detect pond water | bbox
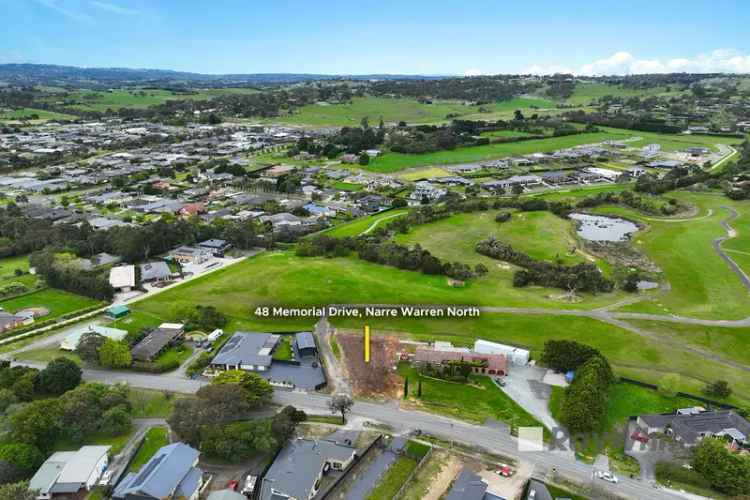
[569,213,638,242]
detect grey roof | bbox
[131,325,184,361]
[259,439,355,500]
[112,442,200,499]
[198,238,229,249]
[139,261,171,281]
[295,332,316,351]
[639,410,750,445]
[211,332,278,368]
[208,490,248,500]
[526,479,554,500]
[30,446,110,495]
[445,468,488,500]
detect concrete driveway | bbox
[498,364,572,453]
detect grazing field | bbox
[131,250,625,329]
[563,82,686,106]
[325,209,409,238]
[263,96,557,127]
[40,88,231,112]
[0,288,100,321]
[398,363,545,432]
[395,209,585,267]
[366,126,742,173]
[367,130,626,172]
[0,107,76,122]
[595,192,750,319]
[625,320,750,367]
[0,255,38,290]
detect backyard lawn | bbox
[0,288,101,322]
[129,427,169,472]
[365,455,418,500]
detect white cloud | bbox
[90,1,137,15]
[32,0,95,24]
[524,49,750,76]
[463,68,483,77]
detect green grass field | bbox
[263,96,556,127]
[365,455,418,500]
[154,344,193,370]
[0,107,76,122]
[325,209,409,238]
[563,82,686,106]
[129,427,169,472]
[0,288,100,322]
[365,126,741,173]
[594,192,750,319]
[129,389,178,418]
[399,363,545,432]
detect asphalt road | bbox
[10,360,684,500]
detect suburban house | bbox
[636,408,750,449]
[0,311,24,332]
[170,245,212,265]
[413,341,507,376]
[209,331,325,390]
[357,195,390,213]
[109,265,136,292]
[139,261,172,283]
[197,238,232,257]
[260,212,302,230]
[482,174,542,191]
[29,445,110,500]
[61,325,127,351]
[524,479,554,500]
[259,439,356,500]
[207,490,246,500]
[410,181,447,203]
[112,443,202,500]
[445,468,503,500]
[131,323,185,362]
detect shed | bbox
[106,304,130,319]
[295,332,317,357]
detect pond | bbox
[569,213,639,242]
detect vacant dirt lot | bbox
[337,330,401,398]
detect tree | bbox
[76,332,106,363]
[0,443,44,477]
[0,482,37,500]
[98,339,132,368]
[0,388,16,412]
[212,370,273,407]
[403,377,409,399]
[328,393,354,424]
[513,109,525,121]
[417,379,422,397]
[511,184,524,195]
[8,399,62,448]
[540,340,602,372]
[693,438,750,496]
[703,380,732,399]
[38,357,81,395]
[358,153,370,166]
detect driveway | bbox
[498,364,572,453]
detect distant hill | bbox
[0,63,448,87]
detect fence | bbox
[619,376,738,409]
[316,434,384,500]
[393,444,433,500]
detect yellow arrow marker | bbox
[364,325,370,363]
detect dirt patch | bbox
[478,459,533,500]
[422,453,463,500]
[337,331,401,399]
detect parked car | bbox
[99,470,113,486]
[495,464,514,477]
[631,431,650,443]
[494,377,506,387]
[595,471,619,483]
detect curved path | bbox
[360,211,407,235]
[713,206,750,291]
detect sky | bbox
[1,0,750,76]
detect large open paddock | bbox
[365,127,742,172]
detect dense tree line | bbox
[368,76,539,103]
[29,249,114,300]
[476,236,613,293]
[559,354,614,434]
[563,109,685,133]
[576,189,682,215]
